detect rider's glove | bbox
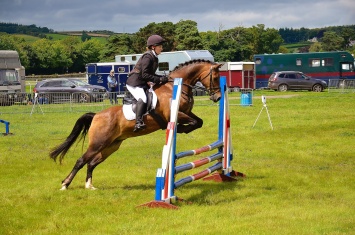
[160,76,169,84]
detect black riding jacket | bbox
[126,51,163,88]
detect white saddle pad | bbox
[122,91,158,120]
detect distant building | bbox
[308,37,318,43]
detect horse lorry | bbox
[0,50,26,106]
[86,50,214,96]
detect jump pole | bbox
[139,76,245,209]
[0,119,12,135]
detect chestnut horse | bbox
[50,59,223,190]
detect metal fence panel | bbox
[328,79,355,93]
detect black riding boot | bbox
[133,99,147,132]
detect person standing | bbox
[126,34,169,132]
[107,70,118,104]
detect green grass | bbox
[0,91,354,234]
[283,42,313,52]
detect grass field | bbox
[0,90,354,234]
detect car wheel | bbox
[312,84,323,92]
[78,93,90,103]
[278,84,288,92]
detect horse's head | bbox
[198,62,224,102]
[169,60,223,102]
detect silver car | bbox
[33,78,107,103]
[268,71,328,92]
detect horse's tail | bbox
[50,112,96,163]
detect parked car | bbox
[33,78,107,103]
[268,71,328,92]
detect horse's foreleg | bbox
[176,112,203,134]
[85,140,123,190]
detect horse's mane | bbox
[171,59,217,72]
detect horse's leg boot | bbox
[133,99,147,132]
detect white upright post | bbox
[252,95,273,130]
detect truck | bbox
[253,51,355,89]
[0,50,26,106]
[86,50,214,95]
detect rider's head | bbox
[147,34,166,55]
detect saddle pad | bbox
[122,91,158,120]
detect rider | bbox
[126,34,169,132]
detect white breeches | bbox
[126,85,147,103]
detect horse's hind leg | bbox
[60,149,98,190]
[85,139,123,190]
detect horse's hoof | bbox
[85,184,97,190]
[60,185,67,190]
[86,186,97,190]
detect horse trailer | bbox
[219,62,256,91]
[86,50,215,95]
[253,51,355,88]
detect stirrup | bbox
[133,122,146,132]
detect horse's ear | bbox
[215,63,224,69]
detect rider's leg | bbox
[126,85,147,132]
[133,98,147,132]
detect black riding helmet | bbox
[147,35,166,48]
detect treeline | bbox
[279,25,355,43]
[1,21,354,75]
[0,22,53,38]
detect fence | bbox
[328,79,355,93]
[140,76,244,209]
[0,92,121,114]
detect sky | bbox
[1,0,354,34]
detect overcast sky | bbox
[1,0,354,33]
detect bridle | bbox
[199,66,220,97]
[166,65,220,101]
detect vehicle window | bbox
[296,59,301,66]
[42,81,55,87]
[118,67,125,73]
[286,73,296,79]
[295,73,303,79]
[61,80,74,87]
[158,62,169,71]
[342,63,351,70]
[323,58,333,66]
[300,74,309,80]
[71,80,89,86]
[278,73,286,78]
[309,59,320,67]
[255,58,261,64]
[0,70,18,82]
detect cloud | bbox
[0,0,354,33]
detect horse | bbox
[50,59,223,190]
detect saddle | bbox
[122,88,166,129]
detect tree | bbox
[174,20,203,50]
[309,42,322,52]
[80,39,104,64]
[100,34,135,62]
[321,31,344,51]
[340,28,355,49]
[81,31,91,42]
[133,22,175,53]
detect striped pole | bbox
[156,78,182,202]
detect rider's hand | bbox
[160,76,169,84]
